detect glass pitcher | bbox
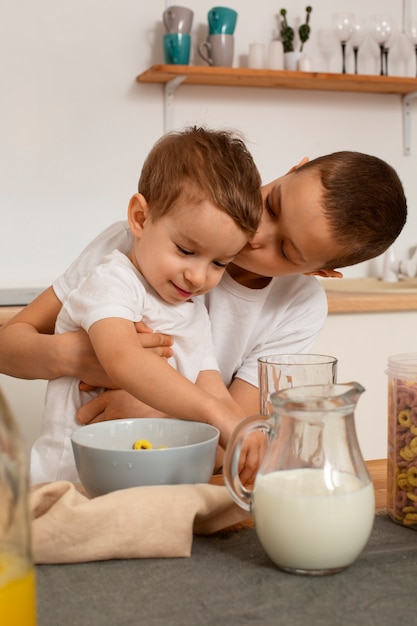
[224,382,375,576]
[0,388,37,624]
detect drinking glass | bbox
[317,28,336,71]
[333,12,355,74]
[406,18,417,77]
[369,14,394,76]
[0,388,37,624]
[258,354,338,416]
[350,18,366,74]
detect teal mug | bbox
[163,33,191,65]
[208,6,238,35]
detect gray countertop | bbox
[36,515,416,626]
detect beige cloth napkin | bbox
[30,479,252,564]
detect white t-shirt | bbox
[31,248,217,484]
[53,221,328,390]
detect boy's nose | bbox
[184,265,207,288]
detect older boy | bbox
[0,144,407,484]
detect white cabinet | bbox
[313,310,417,460]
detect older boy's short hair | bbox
[298,151,407,269]
[138,126,262,235]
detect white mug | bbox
[267,41,284,70]
[248,43,266,69]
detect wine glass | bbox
[369,14,394,76]
[317,28,336,71]
[333,13,355,74]
[406,17,417,77]
[350,18,366,74]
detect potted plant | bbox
[280,6,312,70]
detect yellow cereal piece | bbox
[397,472,409,490]
[398,409,412,428]
[407,490,417,502]
[411,437,417,454]
[132,439,153,450]
[404,513,417,525]
[407,466,417,487]
[399,446,416,462]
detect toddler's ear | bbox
[128,193,149,235]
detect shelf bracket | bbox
[402,91,417,156]
[164,76,186,133]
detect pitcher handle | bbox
[223,414,271,511]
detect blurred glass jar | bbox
[387,353,417,529]
[0,387,37,624]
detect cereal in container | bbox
[387,353,417,529]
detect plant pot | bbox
[284,51,304,71]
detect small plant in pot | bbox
[279,6,312,70]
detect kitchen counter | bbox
[34,462,408,626]
[0,305,23,326]
[2,281,417,324]
[35,510,415,626]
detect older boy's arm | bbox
[0,287,67,379]
[228,377,260,415]
[0,286,173,385]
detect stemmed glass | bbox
[333,13,355,74]
[406,18,417,77]
[369,15,394,76]
[317,28,336,72]
[350,19,366,74]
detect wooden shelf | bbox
[137,65,417,95]
[137,65,417,153]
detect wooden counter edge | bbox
[0,306,24,326]
[326,291,417,314]
[366,458,387,511]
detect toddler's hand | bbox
[237,430,267,485]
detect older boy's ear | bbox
[304,269,344,279]
[286,157,309,174]
[128,193,149,235]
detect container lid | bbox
[387,353,417,378]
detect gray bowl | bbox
[71,418,220,497]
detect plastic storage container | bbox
[0,387,37,624]
[387,353,417,529]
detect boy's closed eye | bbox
[175,243,230,269]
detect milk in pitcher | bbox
[253,468,375,573]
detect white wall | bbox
[1,0,417,288]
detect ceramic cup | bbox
[198,34,234,67]
[208,6,238,35]
[163,33,191,65]
[248,42,266,69]
[163,6,194,34]
[267,40,284,70]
